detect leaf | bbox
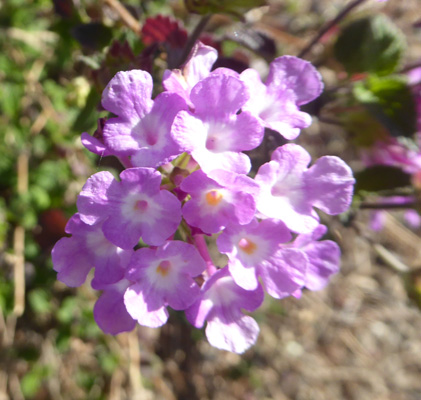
[21,366,50,398]
[334,15,406,76]
[30,185,51,209]
[52,0,76,18]
[72,88,101,132]
[71,23,113,50]
[227,27,276,61]
[184,0,267,19]
[354,165,412,193]
[141,15,188,48]
[29,289,52,314]
[353,75,417,138]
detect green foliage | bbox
[0,1,420,398]
[334,15,405,76]
[354,165,412,194]
[353,75,417,138]
[21,365,52,398]
[72,23,114,50]
[184,0,267,18]
[29,288,53,314]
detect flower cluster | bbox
[52,43,355,353]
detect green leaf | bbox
[334,15,406,76]
[354,165,412,193]
[30,185,51,210]
[21,365,50,398]
[71,23,113,50]
[57,297,78,324]
[21,371,42,398]
[342,109,388,147]
[28,289,52,314]
[72,88,101,132]
[184,0,267,18]
[353,75,417,138]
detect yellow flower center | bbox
[205,190,223,206]
[238,238,257,255]
[156,260,171,277]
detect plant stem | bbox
[104,0,142,34]
[359,201,416,210]
[193,234,217,276]
[174,14,212,68]
[298,0,369,59]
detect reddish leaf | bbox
[141,15,188,49]
[35,209,68,249]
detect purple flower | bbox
[99,70,187,168]
[77,167,182,249]
[291,224,340,292]
[255,144,355,233]
[180,169,259,234]
[185,268,264,354]
[360,137,421,175]
[217,218,307,298]
[368,196,421,231]
[163,42,218,108]
[92,278,136,335]
[171,74,264,174]
[240,56,323,139]
[52,213,132,287]
[81,118,112,157]
[124,241,206,328]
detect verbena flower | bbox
[240,56,323,139]
[255,143,355,233]
[163,42,218,108]
[124,241,206,327]
[52,213,132,286]
[185,268,264,354]
[77,167,181,249]
[290,224,341,292]
[100,70,188,167]
[171,73,264,174]
[92,277,136,335]
[180,169,259,234]
[217,218,308,297]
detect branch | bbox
[298,0,368,59]
[359,201,416,210]
[175,14,212,68]
[104,0,142,34]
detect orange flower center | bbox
[238,238,257,255]
[205,190,223,206]
[156,260,171,277]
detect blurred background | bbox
[1,0,421,399]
